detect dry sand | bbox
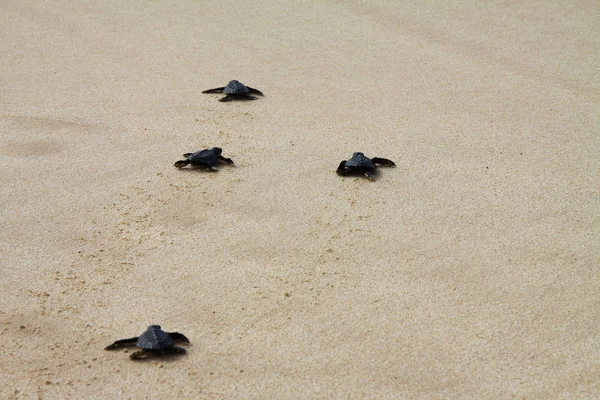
[1,1,599,398]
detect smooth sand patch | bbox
[1,1,598,398]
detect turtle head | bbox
[148,324,161,329]
[352,152,365,157]
[211,147,223,155]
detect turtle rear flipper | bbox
[130,347,186,360]
[219,95,235,102]
[174,160,190,168]
[130,349,150,360]
[364,171,375,180]
[247,87,264,96]
[202,87,225,94]
[105,337,139,350]
[168,346,187,355]
[371,157,396,167]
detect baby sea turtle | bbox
[336,152,396,180]
[105,325,190,360]
[202,80,264,102]
[174,147,235,170]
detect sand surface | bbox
[1,1,599,398]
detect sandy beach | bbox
[1,1,599,398]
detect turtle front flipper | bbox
[202,87,225,94]
[220,94,258,102]
[336,161,349,176]
[218,155,235,166]
[174,160,190,168]
[371,157,396,167]
[105,337,139,350]
[247,87,264,96]
[168,332,190,344]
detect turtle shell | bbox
[223,80,250,95]
[345,152,374,169]
[136,325,174,350]
[187,147,222,166]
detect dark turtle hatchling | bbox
[174,147,235,170]
[336,152,396,180]
[105,325,190,360]
[202,80,264,102]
